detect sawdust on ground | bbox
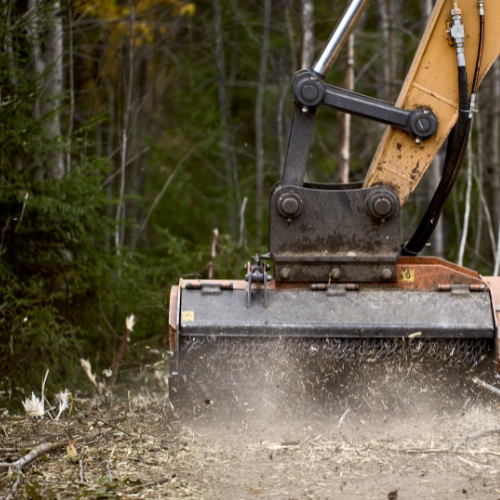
[1,351,500,500]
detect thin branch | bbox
[472,377,500,396]
[66,5,75,173]
[136,148,194,239]
[238,196,248,248]
[453,426,500,451]
[207,229,219,279]
[98,295,119,338]
[100,147,150,189]
[229,0,260,45]
[107,324,133,390]
[129,477,171,491]
[94,418,133,437]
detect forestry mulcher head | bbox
[168,0,500,373]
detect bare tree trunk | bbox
[214,0,238,236]
[106,80,115,220]
[338,28,354,184]
[66,6,75,173]
[427,153,445,258]
[473,160,497,263]
[491,60,500,274]
[300,0,314,69]
[43,0,64,179]
[27,0,63,179]
[115,1,134,252]
[419,0,434,28]
[27,0,44,119]
[480,59,500,266]
[472,110,484,269]
[276,0,297,176]
[458,136,473,266]
[4,1,16,87]
[255,0,272,244]
[285,0,297,72]
[277,0,297,174]
[277,75,287,174]
[491,60,500,243]
[377,0,395,102]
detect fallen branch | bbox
[0,429,103,471]
[472,377,500,396]
[5,474,21,500]
[79,458,85,484]
[457,455,491,470]
[129,476,171,491]
[0,442,62,472]
[396,448,450,454]
[95,418,133,437]
[453,426,500,450]
[385,445,500,457]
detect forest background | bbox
[1,0,500,401]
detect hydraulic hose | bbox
[402,66,470,255]
[402,2,484,256]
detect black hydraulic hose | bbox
[402,67,470,255]
[402,7,485,257]
[471,7,485,98]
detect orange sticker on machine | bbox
[181,310,195,322]
[401,268,415,282]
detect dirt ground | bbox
[1,344,500,500]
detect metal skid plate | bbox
[178,286,495,339]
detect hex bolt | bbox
[280,268,291,280]
[301,106,309,113]
[381,268,393,280]
[331,268,342,280]
[281,197,300,216]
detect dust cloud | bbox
[170,338,498,442]
[128,338,500,498]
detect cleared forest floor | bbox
[1,352,500,499]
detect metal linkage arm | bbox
[282,70,438,187]
[293,70,438,140]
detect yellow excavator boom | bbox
[363,0,500,205]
